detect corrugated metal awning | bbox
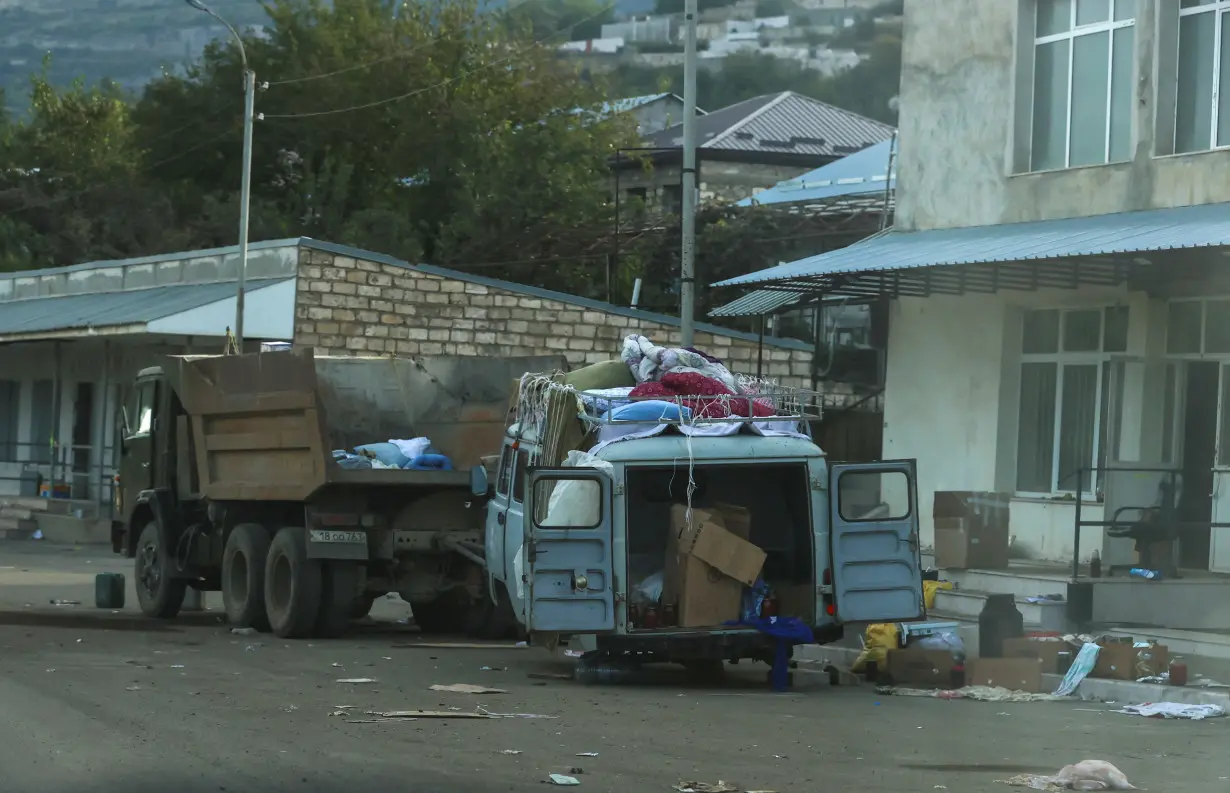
[713,202,1230,297]
[736,138,895,208]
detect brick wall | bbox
[292,246,816,387]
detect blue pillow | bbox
[604,400,691,423]
[354,442,409,468]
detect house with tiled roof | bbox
[612,90,894,213]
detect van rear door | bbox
[523,468,616,633]
[827,460,924,623]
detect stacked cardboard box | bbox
[933,491,1011,569]
[663,504,766,628]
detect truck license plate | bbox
[309,529,366,544]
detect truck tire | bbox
[134,519,188,619]
[222,523,272,632]
[315,561,362,638]
[264,527,322,638]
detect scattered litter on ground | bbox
[125,685,142,691]
[876,685,1061,703]
[332,704,356,709]
[576,752,599,757]
[516,641,529,647]
[477,705,557,719]
[569,767,584,775]
[548,774,580,786]
[230,627,257,635]
[563,649,584,658]
[997,759,1136,790]
[329,710,349,717]
[331,662,344,668]
[50,599,80,606]
[500,750,523,755]
[336,678,378,684]
[480,666,506,671]
[528,673,572,682]
[368,710,496,719]
[674,782,736,793]
[430,683,506,694]
[31,529,43,540]
[170,664,185,669]
[1117,702,1225,720]
[283,705,299,713]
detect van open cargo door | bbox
[827,460,925,623]
[523,468,616,633]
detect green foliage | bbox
[652,0,738,15]
[0,0,640,296]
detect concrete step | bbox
[1103,626,1230,662]
[0,507,34,520]
[939,568,1071,600]
[0,497,50,512]
[33,513,111,545]
[0,516,38,532]
[932,589,1069,632]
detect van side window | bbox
[513,450,530,503]
[496,446,514,496]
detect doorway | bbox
[1179,362,1217,569]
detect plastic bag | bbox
[911,630,965,661]
[389,437,431,461]
[541,451,615,527]
[851,622,900,673]
[923,579,953,609]
[633,571,663,605]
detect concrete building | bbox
[0,239,823,528]
[715,0,1230,585]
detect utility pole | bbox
[679,0,698,347]
[186,0,254,352]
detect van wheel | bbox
[264,527,322,638]
[316,561,362,638]
[134,520,187,619]
[222,523,272,632]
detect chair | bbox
[1106,474,1182,578]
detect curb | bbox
[798,644,1230,707]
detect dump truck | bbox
[110,347,564,639]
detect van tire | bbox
[316,561,362,638]
[134,519,188,619]
[222,523,272,632]
[264,527,322,638]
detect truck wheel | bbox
[264,527,322,638]
[222,523,272,632]
[134,520,187,619]
[315,561,362,638]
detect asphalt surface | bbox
[0,542,1226,793]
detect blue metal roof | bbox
[0,279,288,335]
[736,138,895,207]
[714,202,1230,290]
[709,289,806,317]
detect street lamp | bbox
[185,0,255,352]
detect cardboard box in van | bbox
[664,505,767,628]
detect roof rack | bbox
[576,379,826,427]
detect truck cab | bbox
[484,417,925,666]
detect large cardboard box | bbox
[664,506,766,628]
[1002,637,1069,674]
[1093,641,1168,681]
[669,505,765,587]
[933,491,1011,569]
[887,648,957,687]
[966,657,1044,693]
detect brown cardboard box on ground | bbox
[664,505,766,628]
[669,505,766,587]
[887,648,957,687]
[1002,637,1070,674]
[1093,641,1168,681]
[932,491,1011,569]
[966,658,1044,693]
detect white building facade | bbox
[718,0,1230,574]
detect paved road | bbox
[0,542,1225,793]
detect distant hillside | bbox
[0,0,652,113]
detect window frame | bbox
[1175,0,1230,153]
[1016,305,1127,497]
[1029,0,1136,171]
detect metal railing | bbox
[0,440,117,518]
[1071,465,1230,578]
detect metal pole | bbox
[236,68,255,350]
[679,0,698,347]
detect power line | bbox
[261,2,616,120]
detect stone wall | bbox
[292,246,815,387]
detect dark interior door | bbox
[1180,362,1217,568]
[72,382,94,475]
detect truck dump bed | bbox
[163,348,565,502]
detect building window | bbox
[1176,0,1230,153]
[1031,0,1136,170]
[0,380,18,463]
[1016,306,1129,495]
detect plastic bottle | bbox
[978,593,1024,658]
[1129,567,1162,580]
[1089,549,1102,579]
